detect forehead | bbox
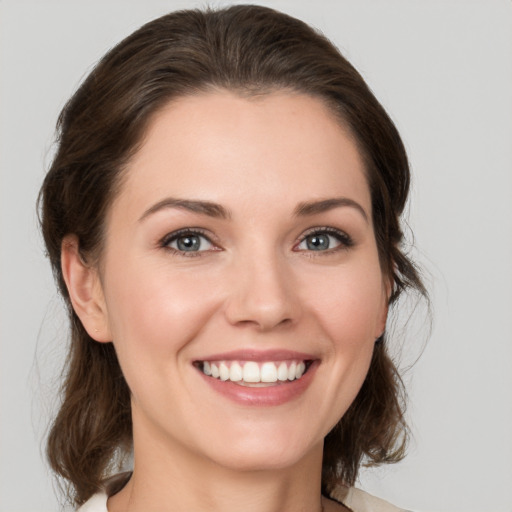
[114,90,371,220]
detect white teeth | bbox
[260,362,278,383]
[243,362,260,383]
[287,361,297,381]
[201,359,309,384]
[229,362,243,382]
[296,361,306,379]
[277,362,288,381]
[219,362,230,381]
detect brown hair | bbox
[39,4,426,506]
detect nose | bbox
[224,251,301,331]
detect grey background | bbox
[1,1,511,511]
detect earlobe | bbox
[61,235,112,342]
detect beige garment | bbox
[77,473,408,512]
[330,484,408,512]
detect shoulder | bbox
[76,472,131,512]
[329,485,410,512]
[76,491,108,512]
[77,474,409,512]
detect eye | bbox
[162,229,216,254]
[295,228,353,253]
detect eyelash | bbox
[160,228,218,258]
[159,226,354,257]
[294,227,354,255]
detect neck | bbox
[108,423,325,512]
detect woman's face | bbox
[93,91,389,471]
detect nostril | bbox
[234,316,293,331]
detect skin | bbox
[62,91,389,512]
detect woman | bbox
[39,5,425,512]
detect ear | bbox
[61,235,112,342]
[376,275,392,340]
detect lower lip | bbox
[197,362,318,406]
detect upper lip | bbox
[194,349,318,362]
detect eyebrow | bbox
[139,198,231,222]
[139,196,368,223]
[294,197,369,223]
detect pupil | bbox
[177,235,200,251]
[307,234,329,251]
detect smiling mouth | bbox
[194,360,313,386]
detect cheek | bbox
[102,263,226,424]
[102,262,220,373]
[299,258,385,408]
[304,262,385,347]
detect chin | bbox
[199,430,322,473]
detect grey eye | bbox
[169,234,213,252]
[297,232,344,252]
[310,234,335,251]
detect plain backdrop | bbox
[1,1,511,511]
